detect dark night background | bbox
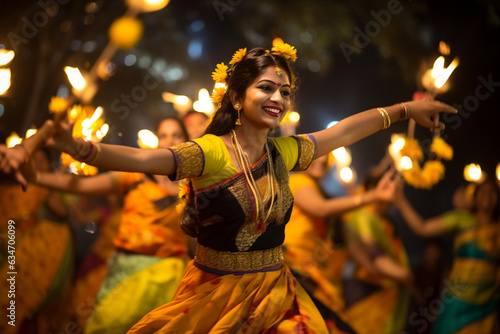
[1,0,499,265]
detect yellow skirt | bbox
[129,260,329,333]
[84,253,189,334]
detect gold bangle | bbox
[377,107,391,129]
[86,142,101,165]
[399,102,410,120]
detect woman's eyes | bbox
[258,86,291,97]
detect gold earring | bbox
[235,104,242,125]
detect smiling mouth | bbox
[263,106,282,117]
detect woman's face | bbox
[156,119,186,148]
[474,181,499,214]
[184,113,208,139]
[239,66,291,130]
[307,155,329,180]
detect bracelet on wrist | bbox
[399,102,411,121]
[377,107,391,129]
[72,139,95,162]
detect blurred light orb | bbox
[109,17,144,50]
[401,156,413,170]
[124,54,137,66]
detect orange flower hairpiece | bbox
[229,48,247,64]
[271,42,297,62]
[211,62,228,83]
[211,87,227,108]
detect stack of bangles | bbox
[72,138,101,164]
[399,102,411,121]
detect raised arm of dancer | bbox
[395,183,448,237]
[312,100,457,158]
[22,160,120,196]
[2,118,177,178]
[294,169,396,218]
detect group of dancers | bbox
[0,42,498,334]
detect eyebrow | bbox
[257,79,291,88]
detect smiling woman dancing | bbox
[0,42,457,333]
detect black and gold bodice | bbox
[168,134,316,254]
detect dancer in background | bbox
[19,117,193,333]
[1,42,457,333]
[396,178,500,334]
[283,154,397,333]
[342,169,421,334]
[0,148,74,334]
[183,110,209,139]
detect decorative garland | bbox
[391,134,453,189]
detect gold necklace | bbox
[230,130,275,224]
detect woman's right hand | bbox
[406,99,457,131]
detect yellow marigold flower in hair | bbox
[229,48,247,64]
[430,136,453,160]
[400,138,423,161]
[211,87,227,107]
[212,62,228,83]
[271,43,297,62]
[48,96,68,114]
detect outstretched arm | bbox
[22,160,120,196]
[394,183,448,237]
[311,100,457,158]
[294,169,396,218]
[46,119,177,176]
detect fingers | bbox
[14,171,28,191]
[432,100,458,114]
[378,169,395,188]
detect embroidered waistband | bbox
[194,244,284,272]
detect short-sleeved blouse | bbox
[167,134,316,253]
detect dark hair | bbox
[155,116,189,142]
[470,178,500,221]
[204,47,296,136]
[180,48,296,237]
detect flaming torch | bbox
[388,43,458,189]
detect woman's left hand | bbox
[0,144,29,189]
